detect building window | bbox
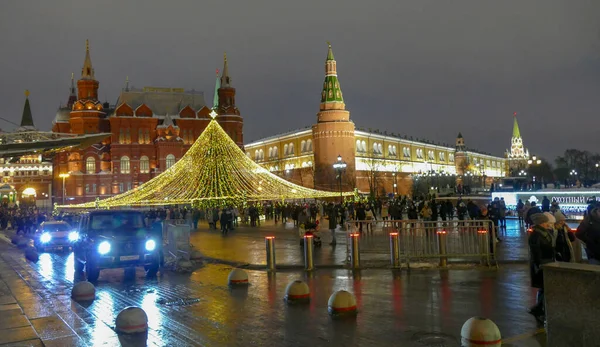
[127,182,132,191]
[288,143,294,156]
[428,151,435,160]
[307,140,312,151]
[126,128,131,144]
[140,156,150,173]
[85,184,90,193]
[388,145,397,157]
[449,153,455,162]
[439,152,445,161]
[86,157,96,174]
[92,184,97,193]
[356,140,363,153]
[403,147,411,158]
[119,129,124,144]
[416,149,424,159]
[138,129,144,144]
[145,129,150,143]
[273,146,278,157]
[166,154,176,169]
[119,183,124,192]
[301,140,306,153]
[120,156,131,174]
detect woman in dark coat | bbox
[327,204,338,245]
[527,212,555,322]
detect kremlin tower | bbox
[312,43,356,191]
[506,112,530,173]
[216,53,243,147]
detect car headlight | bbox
[98,241,111,255]
[40,233,52,243]
[145,239,156,251]
[68,231,79,242]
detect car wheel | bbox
[86,260,100,282]
[145,261,159,277]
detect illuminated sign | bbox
[492,190,599,208]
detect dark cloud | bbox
[1,0,598,161]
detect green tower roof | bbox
[21,90,34,127]
[320,42,344,104]
[512,113,521,138]
[212,68,220,109]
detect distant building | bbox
[505,112,531,174]
[52,41,242,204]
[0,91,53,208]
[245,44,507,196]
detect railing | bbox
[345,219,498,268]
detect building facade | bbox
[52,41,242,204]
[0,91,53,208]
[245,44,507,196]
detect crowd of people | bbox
[525,198,600,325]
[0,205,48,234]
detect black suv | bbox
[73,210,162,282]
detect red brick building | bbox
[52,41,242,204]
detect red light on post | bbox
[389,232,398,236]
[265,236,275,240]
[304,235,313,238]
[436,230,447,235]
[350,233,360,237]
[527,228,533,233]
[477,230,488,234]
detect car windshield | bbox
[89,212,145,233]
[43,223,70,232]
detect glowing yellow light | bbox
[59,119,351,209]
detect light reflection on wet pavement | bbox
[0,230,547,346]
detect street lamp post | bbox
[392,168,398,197]
[570,169,578,187]
[595,163,599,182]
[332,155,347,204]
[59,173,70,205]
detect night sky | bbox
[1,1,599,160]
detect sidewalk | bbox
[0,235,120,346]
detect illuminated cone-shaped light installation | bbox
[60,116,350,209]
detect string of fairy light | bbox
[60,116,351,209]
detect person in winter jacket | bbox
[576,202,600,265]
[527,212,555,322]
[554,211,576,262]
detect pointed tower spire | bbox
[67,72,77,108]
[512,112,521,138]
[221,53,231,87]
[320,42,344,110]
[212,68,221,109]
[124,76,130,92]
[20,90,35,128]
[81,39,95,80]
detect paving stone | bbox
[0,314,31,330]
[0,338,44,347]
[30,315,76,340]
[40,335,86,347]
[0,326,39,345]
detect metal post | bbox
[478,228,489,266]
[437,230,447,267]
[265,236,276,272]
[62,176,66,205]
[304,235,314,271]
[350,233,360,269]
[389,232,400,269]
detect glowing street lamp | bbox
[59,173,70,205]
[332,155,347,203]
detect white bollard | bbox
[71,281,96,301]
[284,280,310,304]
[460,317,501,347]
[24,247,39,262]
[327,290,357,317]
[115,307,148,334]
[228,268,249,286]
